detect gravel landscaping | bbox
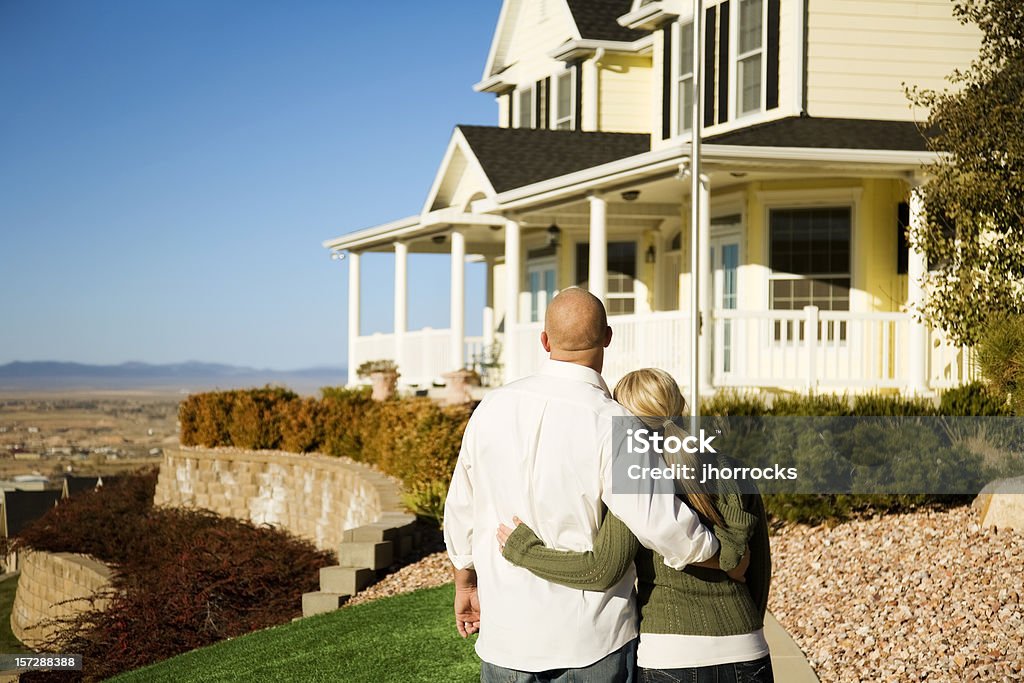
[770,505,1023,682]
[350,506,1023,682]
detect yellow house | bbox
[323,0,981,395]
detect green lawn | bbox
[108,584,480,683]
[0,573,30,654]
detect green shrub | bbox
[939,381,1011,416]
[700,390,768,417]
[772,393,850,416]
[401,480,450,527]
[975,315,1024,415]
[850,393,934,416]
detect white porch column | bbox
[347,251,361,387]
[504,219,521,382]
[483,256,495,348]
[698,174,713,393]
[588,194,608,304]
[907,186,930,394]
[450,230,466,371]
[393,241,408,376]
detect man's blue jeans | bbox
[480,638,639,683]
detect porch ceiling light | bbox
[431,234,447,244]
[621,190,641,202]
[547,224,561,247]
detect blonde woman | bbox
[496,368,773,683]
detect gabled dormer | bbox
[475,0,653,134]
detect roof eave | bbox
[549,36,653,62]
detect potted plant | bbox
[357,360,400,401]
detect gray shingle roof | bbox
[565,0,646,42]
[457,125,651,193]
[705,116,932,151]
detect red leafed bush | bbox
[12,470,334,682]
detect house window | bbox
[769,207,851,340]
[675,21,695,134]
[736,0,764,116]
[517,85,535,129]
[553,70,574,130]
[576,242,638,316]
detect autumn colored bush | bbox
[12,471,334,682]
[179,386,471,490]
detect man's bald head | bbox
[544,287,609,352]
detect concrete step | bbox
[320,565,374,595]
[302,591,349,617]
[337,540,393,570]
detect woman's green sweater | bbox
[502,456,771,637]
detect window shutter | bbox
[543,77,551,129]
[767,0,781,110]
[897,202,910,275]
[535,80,544,129]
[703,6,716,128]
[718,1,731,124]
[508,92,515,128]
[574,63,584,130]
[662,24,672,140]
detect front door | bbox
[527,258,557,322]
[711,234,740,374]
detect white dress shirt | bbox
[444,359,720,672]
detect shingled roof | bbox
[705,116,932,152]
[457,125,651,193]
[565,0,646,42]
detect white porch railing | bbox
[509,311,694,391]
[355,309,975,394]
[713,308,975,391]
[352,329,485,388]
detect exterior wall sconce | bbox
[645,245,656,263]
[547,224,561,247]
[621,190,641,202]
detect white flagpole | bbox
[689,0,703,434]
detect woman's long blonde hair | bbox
[613,368,725,527]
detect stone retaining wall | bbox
[11,551,112,649]
[153,447,406,552]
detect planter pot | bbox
[443,369,481,406]
[369,371,399,401]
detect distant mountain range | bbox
[0,361,347,395]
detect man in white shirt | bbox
[444,287,721,682]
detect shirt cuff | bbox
[448,553,475,571]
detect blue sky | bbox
[0,0,498,370]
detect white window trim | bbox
[516,84,536,129]
[761,194,861,316]
[551,68,576,130]
[670,19,696,138]
[730,0,770,121]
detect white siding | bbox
[805,0,981,120]
[599,54,654,134]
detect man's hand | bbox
[726,547,751,583]
[453,567,480,638]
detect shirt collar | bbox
[538,359,612,397]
